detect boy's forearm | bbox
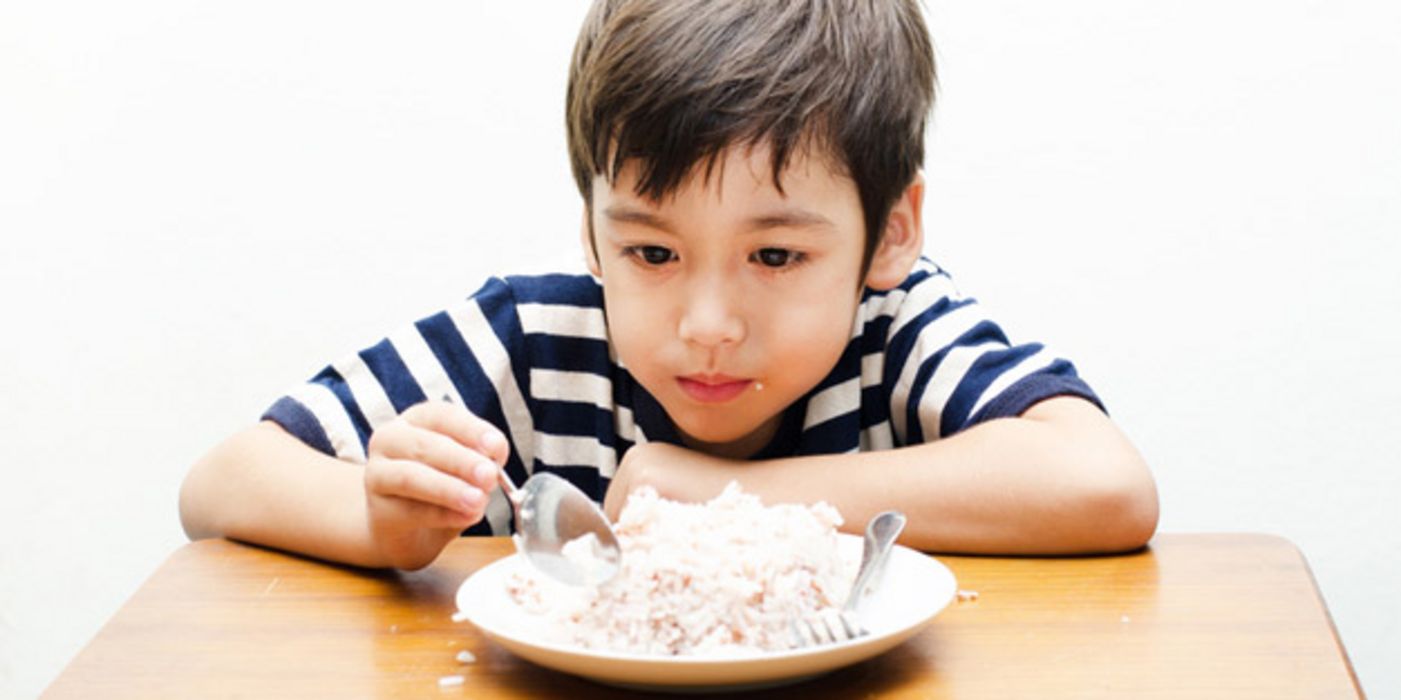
[179,422,388,568]
[620,397,1158,555]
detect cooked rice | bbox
[507,482,855,656]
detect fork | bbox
[792,510,907,647]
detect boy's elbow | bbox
[179,456,219,541]
[1080,454,1159,553]
[179,432,248,541]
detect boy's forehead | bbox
[599,140,853,206]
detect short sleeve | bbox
[877,261,1104,445]
[260,276,532,464]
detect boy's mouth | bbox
[676,374,753,403]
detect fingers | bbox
[368,457,488,516]
[369,402,508,494]
[364,399,511,539]
[401,400,510,467]
[371,489,481,531]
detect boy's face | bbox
[585,143,870,459]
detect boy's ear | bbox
[580,206,602,277]
[864,173,925,291]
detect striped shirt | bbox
[262,258,1101,535]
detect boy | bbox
[180,0,1157,570]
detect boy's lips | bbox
[677,374,753,403]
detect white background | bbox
[1,1,1396,697]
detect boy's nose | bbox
[677,280,746,348]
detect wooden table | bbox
[44,534,1362,698]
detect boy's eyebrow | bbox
[745,208,836,233]
[602,206,676,234]
[602,205,836,234]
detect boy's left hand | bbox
[603,442,740,520]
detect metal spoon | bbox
[497,469,622,586]
[792,510,907,645]
[844,510,907,614]
[439,394,620,586]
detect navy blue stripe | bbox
[810,338,863,393]
[881,295,975,395]
[530,464,610,505]
[310,366,371,452]
[359,339,426,413]
[902,352,941,445]
[798,410,862,455]
[859,384,890,430]
[534,400,618,445]
[414,311,531,490]
[940,343,1042,437]
[861,315,894,355]
[261,396,335,456]
[475,278,533,415]
[504,273,603,306]
[752,402,807,459]
[526,335,612,373]
[968,364,1105,427]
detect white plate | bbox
[454,534,956,692]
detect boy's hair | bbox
[566,0,936,271]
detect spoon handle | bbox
[497,467,523,505]
[844,510,907,613]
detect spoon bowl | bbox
[441,394,622,586]
[501,471,621,586]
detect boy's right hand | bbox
[363,400,509,570]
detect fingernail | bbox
[481,431,505,453]
[460,488,483,510]
[474,462,497,484]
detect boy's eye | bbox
[752,248,801,268]
[625,245,676,265]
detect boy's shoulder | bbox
[482,271,603,309]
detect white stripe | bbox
[333,355,398,432]
[860,420,895,451]
[445,301,537,476]
[887,273,962,338]
[916,342,1003,441]
[967,348,1057,419]
[288,383,367,463]
[530,368,612,409]
[536,433,618,477]
[388,325,459,405]
[888,302,986,442]
[861,351,884,388]
[615,405,643,445]
[858,261,956,324]
[517,303,608,340]
[804,376,861,430]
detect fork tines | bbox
[792,609,866,647]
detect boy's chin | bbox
[673,417,781,459]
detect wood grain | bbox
[42,534,1362,699]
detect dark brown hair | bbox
[566,0,936,269]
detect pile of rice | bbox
[507,482,856,656]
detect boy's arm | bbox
[180,422,386,566]
[603,396,1158,555]
[180,401,508,569]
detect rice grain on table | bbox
[507,482,856,656]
